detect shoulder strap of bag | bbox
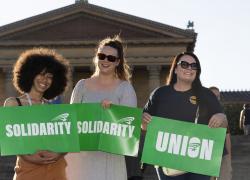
[194,106,199,124]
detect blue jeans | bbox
[156,167,210,180]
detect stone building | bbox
[0,1,196,107]
[221,90,250,105]
[0,1,196,179]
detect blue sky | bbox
[1,0,250,91]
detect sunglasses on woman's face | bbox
[177,60,199,70]
[97,53,118,62]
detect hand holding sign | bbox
[142,112,152,130]
[141,116,226,177]
[22,150,59,165]
[101,99,113,108]
[208,113,227,128]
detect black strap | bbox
[15,97,22,106]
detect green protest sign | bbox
[0,103,142,157]
[75,103,101,151]
[141,116,226,176]
[0,104,80,156]
[76,103,142,156]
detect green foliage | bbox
[223,103,244,135]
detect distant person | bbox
[239,103,250,135]
[209,86,232,180]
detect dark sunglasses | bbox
[97,53,118,62]
[177,60,199,70]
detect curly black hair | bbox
[13,48,70,99]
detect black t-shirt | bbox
[144,85,226,156]
[144,85,223,125]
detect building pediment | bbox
[0,13,170,41]
[0,2,196,44]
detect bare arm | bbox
[141,112,152,131]
[239,110,245,129]
[225,133,232,157]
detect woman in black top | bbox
[142,52,227,180]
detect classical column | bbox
[147,65,161,92]
[3,67,16,97]
[62,66,75,103]
[89,65,95,74]
[129,65,134,84]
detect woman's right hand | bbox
[21,150,60,165]
[101,99,112,109]
[142,112,152,131]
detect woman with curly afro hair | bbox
[4,47,70,180]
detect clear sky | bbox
[0,0,250,91]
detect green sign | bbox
[0,104,79,155]
[76,103,142,156]
[0,103,142,157]
[141,116,226,177]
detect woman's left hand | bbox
[101,99,112,108]
[38,151,63,162]
[208,113,228,128]
[39,150,66,164]
[21,150,65,165]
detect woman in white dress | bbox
[65,35,137,180]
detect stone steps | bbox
[231,136,250,180]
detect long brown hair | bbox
[92,35,131,81]
[167,52,202,105]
